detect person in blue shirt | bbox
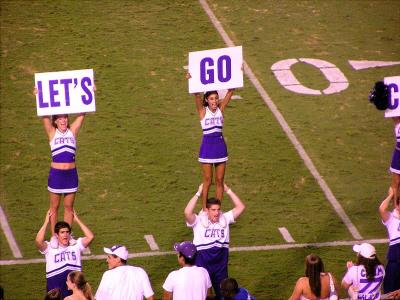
[220,277,255,300]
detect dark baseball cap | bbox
[174,241,197,259]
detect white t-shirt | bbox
[382,211,400,246]
[163,265,212,300]
[187,210,235,251]
[95,265,154,300]
[342,264,385,300]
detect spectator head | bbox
[220,277,239,300]
[174,241,197,265]
[305,254,324,297]
[104,245,128,269]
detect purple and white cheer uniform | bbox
[199,107,228,164]
[187,210,235,298]
[40,237,86,298]
[390,122,400,174]
[47,128,78,194]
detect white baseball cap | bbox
[104,245,128,260]
[353,243,376,259]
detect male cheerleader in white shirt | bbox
[163,241,212,300]
[35,210,94,298]
[184,183,245,299]
[95,244,154,300]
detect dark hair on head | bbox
[305,254,324,297]
[44,288,62,300]
[206,197,221,209]
[369,81,389,110]
[203,90,218,107]
[68,271,94,300]
[179,252,197,265]
[51,114,69,128]
[356,254,382,282]
[54,221,71,234]
[220,277,239,300]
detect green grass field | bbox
[1,0,399,299]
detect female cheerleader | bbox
[43,113,85,247]
[192,87,234,222]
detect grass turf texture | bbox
[1,0,399,299]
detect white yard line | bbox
[199,0,362,240]
[144,234,160,251]
[278,227,296,243]
[0,205,22,258]
[0,238,388,266]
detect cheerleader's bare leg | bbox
[49,192,61,236]
[63,192,76,226]
[215,162,226,202]
[201,163,213,211]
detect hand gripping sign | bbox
[384,76,400,118]
[35,69,96,116]
[188,46,243,93]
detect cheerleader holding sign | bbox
[34,69,96,248]
[190,85,235,217]
[187,46,243,227]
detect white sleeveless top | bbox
[200,107,224,137]
[49,129,76,163]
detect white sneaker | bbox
[199,210,209,228]
[69,233,77,246]
[219,213,227,228]
[50,235,59,249]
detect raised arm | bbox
[184,184,203,225]
[34,87,55,140]
[35,210,52,252]
[70,113,86,136]
[42,116,55,140]
[73,211,94,248]
[187,73,205,119]
[194,93,206,118]
[379,187,394,222]
[224,184,245,220]
[219,89,234,113]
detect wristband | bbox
[226,188,232,195]
[195,192,201,197]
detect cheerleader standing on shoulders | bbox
[188,74,235,226]
[42,113,85,248]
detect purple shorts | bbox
[47,167,78,194]
[198,135,228,164]
[390,148,400,174]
